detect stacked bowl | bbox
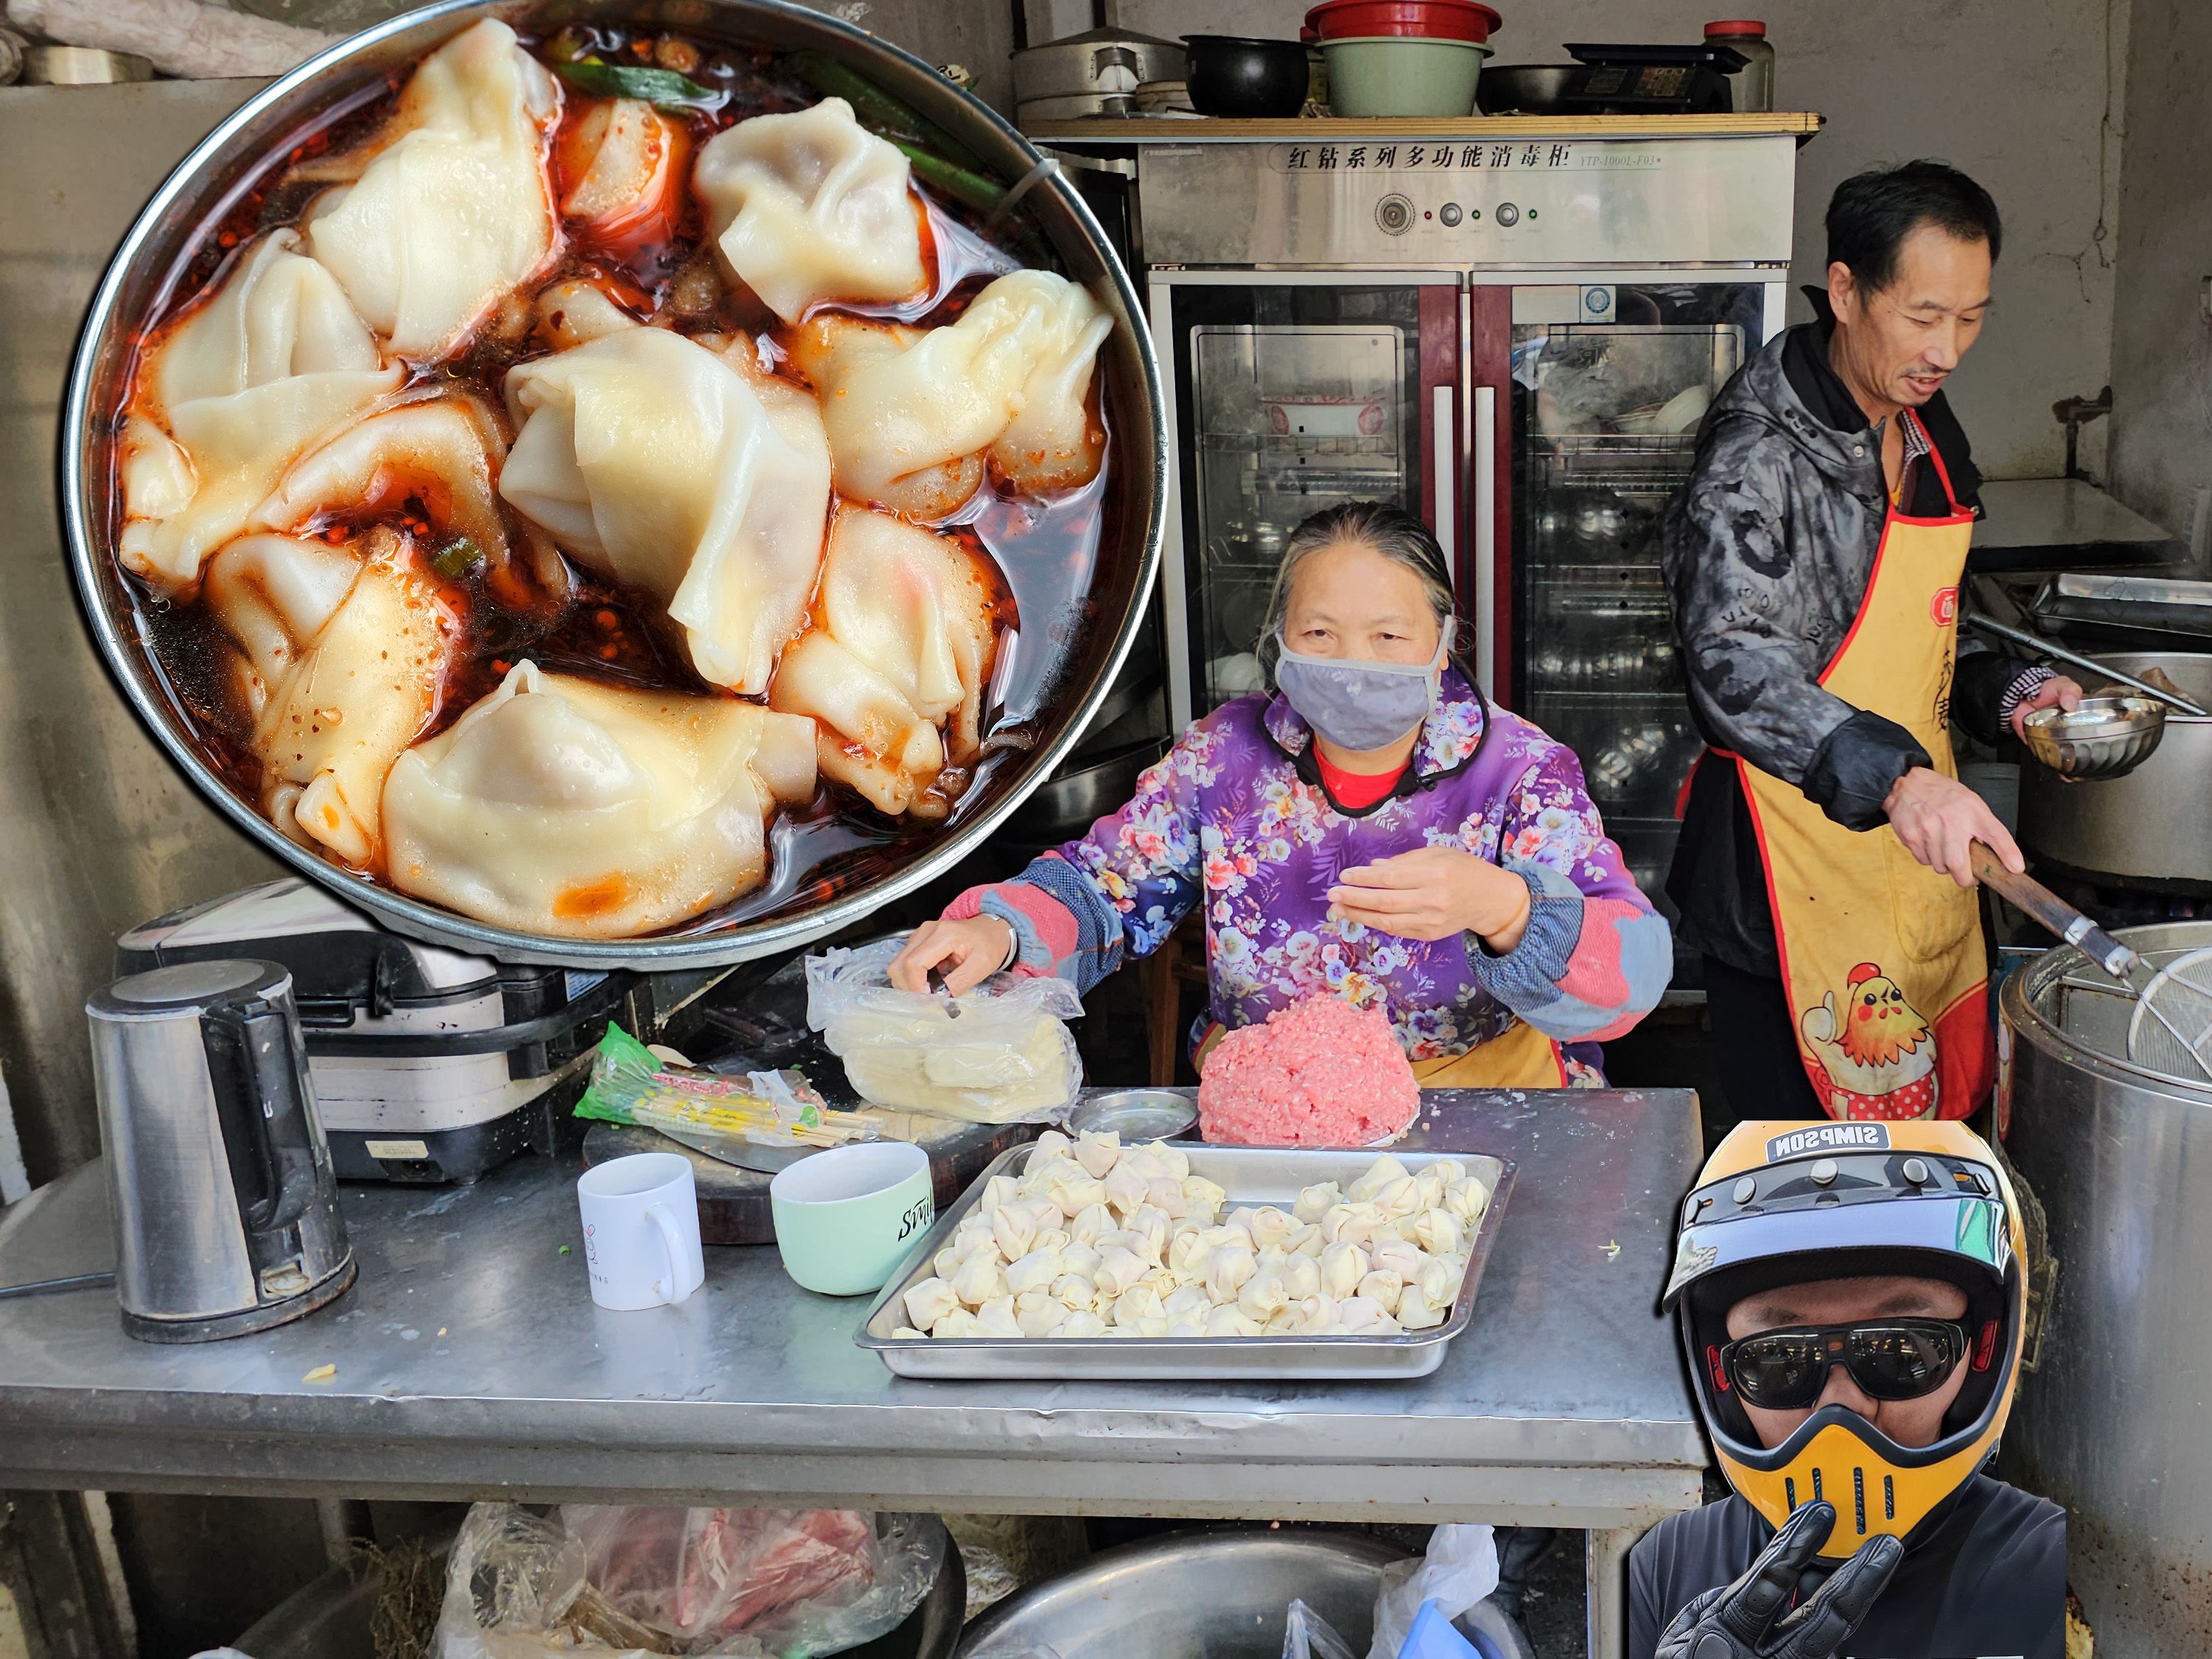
[1306,0,1500,116]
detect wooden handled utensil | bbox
[1971,842,2212,1081]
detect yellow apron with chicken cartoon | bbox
[1732,413,1991,1120]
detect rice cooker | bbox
[116,880,635,1183]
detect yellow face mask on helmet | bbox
[1663,1119,2026,1560]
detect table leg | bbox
[1585,1524,1644,1659]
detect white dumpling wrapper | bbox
[205,530,455,867]
[769,508,997,816]
[250,393,519,577]
[695,97,925,323]
[791,269,1109,516]
[380,660,816,937]
[902,1276,960,1333]
[500,329,831,695]
[123,231,402,589]
[304,19,560,359]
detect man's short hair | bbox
[1825,161,2003,292]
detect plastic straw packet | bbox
[575,1024,878,1149]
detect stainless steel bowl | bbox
[2021,695,2167,781]
[63,0,1164,971]
[1066,1088,1197,1140]
[957,1528,1402,1658]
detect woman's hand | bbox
[1883,766,2021,887]
[1327,847,1533,952]
[889,916,1016,995]
[2008,674,2084,743]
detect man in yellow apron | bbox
[1662,162,2079,1128]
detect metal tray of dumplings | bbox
[857,1142,1515,1381]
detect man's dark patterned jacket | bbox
[1658,309,2038,978]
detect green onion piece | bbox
[896,142,1007,211]
[432,537,483,579]
[556,58,727,113]
[787,49,983,169]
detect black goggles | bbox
[1711,1318,1981,1411]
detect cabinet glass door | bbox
[1508,284,1764,910]
[1163,281,1457,721]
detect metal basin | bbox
[956,1528,1404,1659]
[2001,927,2212,1655]
[2018,652,2212,888]
[2019,693,2166,780]
[62,0,1163,971]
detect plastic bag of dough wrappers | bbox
[805,936,1083,1123]
[431,1501,945,1658]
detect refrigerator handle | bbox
[1473,384,1498,697]
[1431,383,1456,575]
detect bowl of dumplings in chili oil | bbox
[64,0,1164,969]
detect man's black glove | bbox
[1655,1502,1903,1659]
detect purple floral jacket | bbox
[950,670,1673,1080]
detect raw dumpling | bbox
[768,508,997,817]
[204,526,455,866]
[695,97,925,323]
[785,269,1110,516]
[500,329,832,695]
[380,661,817,937]
[122,230,403,589]
[303,19,560,359]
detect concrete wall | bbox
[2104,0,2212,547]
[1046,0,2129,481]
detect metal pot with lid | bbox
[1999,927,2212,1650]
[2017,650,2212,889]
[1012,26,1186,107]
[62,0,1165,972]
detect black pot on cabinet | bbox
[1183,35,1310,117]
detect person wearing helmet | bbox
[1631,1120,2062,1659]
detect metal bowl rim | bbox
[954,1525,1405,1657]
[60,0,1165,970]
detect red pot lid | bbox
[1704,19,1766,35]
[1306,0,1501,45]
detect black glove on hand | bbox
[1655,1502,1904,1659]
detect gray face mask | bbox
[1275,623,1452,754]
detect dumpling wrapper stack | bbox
[380,661,817,938]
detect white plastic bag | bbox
[806,936,1084,1123]
[1283,1599,1362,1659]
[430,1502,942,1658]
[1366,1526,1499,1659]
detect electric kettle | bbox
[86,958,355,1341]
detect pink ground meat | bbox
[1197,995,1420,1147]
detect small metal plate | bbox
[858,1142,1514,1381]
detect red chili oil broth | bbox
[102,24,1110,936]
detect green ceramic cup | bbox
[769,1142,935,1297]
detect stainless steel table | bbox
[0,1087,1708,1657]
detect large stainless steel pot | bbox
[62,0,1164,971]
[2000,926,2212,1656]
[2018,650,2212,889]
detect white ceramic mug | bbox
[576,1152,705,1311]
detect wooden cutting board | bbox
[582,1114,1037,1246]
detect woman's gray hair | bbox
[1256,500,1466,686]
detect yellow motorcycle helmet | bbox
[1663,1119,2026,1560]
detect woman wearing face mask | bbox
[889,502,1673,1086]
